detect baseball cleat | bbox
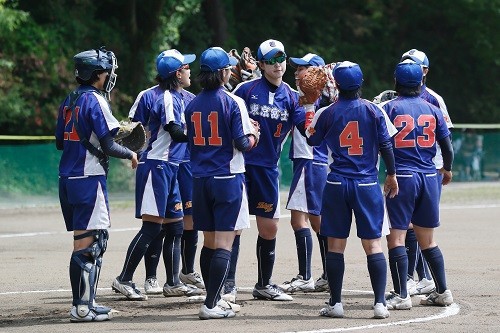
[314,276,329,292]
[144,277,163,294]
[180,271,205,289]
[221,280,237,303]
[163,282,204,297]
[420,289,453,306]
[415,278,436,295]
[373,303,390,319]
[198,304,236,320]
[319,302,344,318]
[217,298,241,313]
[70,305,112,322]
[252,283,293,301]
[407,278,418,296]
[385,291,412,310]
[279,275,315,293]
[112,278,148,300]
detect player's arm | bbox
[379,139,398,198]
[234,135,256,152]
[164,121,188,142]
[100,133,134,160]
[437,135,454,185]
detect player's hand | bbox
[440,168,452,185]
[384,174,399,198]
[130,152,139,169]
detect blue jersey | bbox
[420,84,453,170]
[185,87,253,177]
[307,97,391,179]
[128,85,163,127]
[170,89,195,163]
[141,90,179,162]
[233,77,306,167]
[55,85,120,177]
[382,96,451,173]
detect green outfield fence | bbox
[0,126,499,201]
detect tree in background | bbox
[0,0,498,136]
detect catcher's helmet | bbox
[74,46,118,96]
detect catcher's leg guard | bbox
[70,230,111,320]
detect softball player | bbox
[306,61,398,319]
[279,53,330,293]
[232,39,307,301]
[56,47,138,322]
[400,49,454,296]
[128,55,204,294]
[185,47,258,319]
[383,60,454,309]
[113,49,202,300]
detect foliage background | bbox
[0,0,499,136]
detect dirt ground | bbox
[0,182,499,333]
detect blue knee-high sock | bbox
[200,246,215,290]
[181,229,198,274]
[162,221,184,286]
[367,252,387,305]
[325,252,344,305]
[317,233,328,279]
[119,221,162,282]
[389,246,409,297]
[295,228,313,280]
[405,229,418,280]
[204,249,231,309]
[421,246,447,293]
[144,229,165,279]
[421,251,433,280]
[416,248,433,281]
[226,235,240,282]
[256,236,276,287]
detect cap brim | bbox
[289,57,310,67]
[183,54,196,64]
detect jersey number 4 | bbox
[191,112,222,146]
[394,114,436,148]
[340,121,363,155]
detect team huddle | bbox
[55,39,454,322]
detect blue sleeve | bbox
[100,133,133,159]
[379,140,396,175]
[234,135,253,151]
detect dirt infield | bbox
[1,182,499,332]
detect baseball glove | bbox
[114,120,147,153]
[373,90,397,104]
[322,62,339,104]
[297,66,328,106]
[225,47,261,91]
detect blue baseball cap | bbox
[394,59,423,87]
[156,49,196,79]
[200,47,238,72]
[289,53,325,67]
[333,61,363,90]
[257,39,286,61]
[401,49,429,68]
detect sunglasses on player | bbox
[263,54,287,65]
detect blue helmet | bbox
[74,47,118,97]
